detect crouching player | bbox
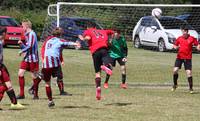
[0,28,25,110]
[40,28,80,107]
[104,30,128,89]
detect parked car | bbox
[176,14,200,34]
[0,16,25,46]
[132,16,198,52]
[50,17,103,49]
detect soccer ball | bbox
[152,8,162,18]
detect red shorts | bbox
[20,61,39,72]
[0,64,10,84]
[42,67,60,82]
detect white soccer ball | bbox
[152,8,162,18]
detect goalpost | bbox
[42,2,200,42]
[41,2,200,85]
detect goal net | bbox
[41,2,200,42]
[41,2,200,87]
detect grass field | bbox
[1,42,200,121]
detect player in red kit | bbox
[78,24,114,100]
[0,28,25,110]
[171,25,200,93]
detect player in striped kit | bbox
[28,47,71,96]
[17,19,40,99]
[40,27,80,107]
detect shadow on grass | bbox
[61,105,102,110]
[36,97,62,100]
[54,93,86,96]
[104,102,132,107]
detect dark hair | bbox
[52,27,63,37]
[180,25,189,31]
[0,27,7,36]
[113,29,121,34]
[86,22,96,28]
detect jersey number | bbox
[47,43,52,49]
[93,30,104,39]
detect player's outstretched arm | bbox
[196,44,200,51]
[78,35,91,41]
[173,44,179,49]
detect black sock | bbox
[6,89,17,104]
[95,77,101,88]
[173,73,178,86]
[122,74,126,84]
[188,76,193,90]
[106,64,113,70]
[105,74,110,83]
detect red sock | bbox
[19,76,25,96]
[0,85,7,102]
[46,86,52,101]
[33,78,41,97]
[57,81,64,93]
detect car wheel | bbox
[134,36,141,48]
[158,39,166,52]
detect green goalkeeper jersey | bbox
[109,35,128,59]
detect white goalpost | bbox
[42,2,200,42]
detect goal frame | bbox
[47,2,200,28]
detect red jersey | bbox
[83,28,114,54]
[174,35,198,59]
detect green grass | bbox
[1,42,200,121]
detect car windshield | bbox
[0,18,20,27]
[159,17,193,30]
[74,19,102,30]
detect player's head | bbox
[52,27,63,37]
[113,29,121,39]
[180,25,189,38]
[0,27,7,40]
[22,19,32,31]
[180,25,189,34]
[86,23,96,29]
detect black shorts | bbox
[174,58,192,70]
[92,48,112,73]
[52,66,63,79]
[111,58,126,67]
[42,66,63,82]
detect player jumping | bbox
[78,24,114,100]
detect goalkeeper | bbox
[104,30,128,89]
